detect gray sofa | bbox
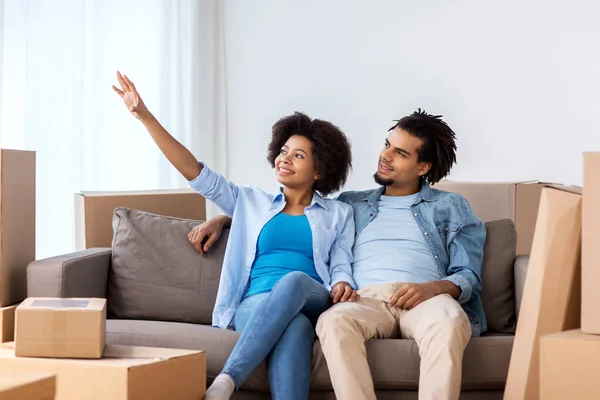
[27,208,528,399]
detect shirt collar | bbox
[273,188,328,210]
[365,180,437,205]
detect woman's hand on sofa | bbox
[188,215,231,255]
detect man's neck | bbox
[383,181,421,197]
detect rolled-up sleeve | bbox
[188,162,239,217]
[328,206,357,289]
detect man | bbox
[193,109,486,400]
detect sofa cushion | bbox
[481,219,517,334]
[106,319,513,391]
[107,208,229,325]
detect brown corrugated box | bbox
[74,189,206,250]
[0,342,206,400]
[433,180,553,255]
[582,152,600,334]
[0,149,36,306]
[0,372,55,400]
[503,186,582,400]
[0,303,18,343]
[15,298,106,359]
[540,329,600,399]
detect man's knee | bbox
[316,304,358,337]
[424,312,471,344]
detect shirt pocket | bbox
[435,219,461,233]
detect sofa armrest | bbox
[27,248,112,298]
[514,255,530,321]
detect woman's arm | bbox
[113,71,240,215]
[112,71,201,181]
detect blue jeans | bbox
[222,271,331,400]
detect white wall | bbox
[223,0,600,195]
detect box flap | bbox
[103,344,204,360]
[19,298,105,312]
[545,185,582,194]
[77,189,196,197]
[1,342,201,367]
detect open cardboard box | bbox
[0,342,206,400]
[74,189,206,250]
[0,372,55,400]
[433,180,559,255]
[503,185,582,400]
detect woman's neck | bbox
[282,187,314,208]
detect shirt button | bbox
[369,213,373,216]
[414,213,418,217]
[316,250,319,253]
[434,255,438,259]
[424,232,428,235]
[445,227,449,231]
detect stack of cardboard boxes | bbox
[536,152,600,399]
[0,148,208,399]
[501,153,600,399]
[0,297,206,399]
[503,183,582,399]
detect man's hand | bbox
[188,216,229,255]
[330,282,360,304]
[389,282,439,309]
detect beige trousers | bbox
[316,282,471,400]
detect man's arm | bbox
[441,200,486,305]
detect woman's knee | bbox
[275,271,314,291]
[287,313,314,337]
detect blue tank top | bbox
[244,212,322,298]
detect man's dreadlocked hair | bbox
[388,109,457,185]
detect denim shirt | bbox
[188,163,356,329]
[337,181,487,337]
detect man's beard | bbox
[373,172,394,187]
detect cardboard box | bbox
[0,372,55,400]
[15,298,106,359]
[75,189,206,250]
[0,342,206,400]
[582,152,600,334]
[540,329,600,399]
[0,149,36,306]
[433,180,552,255]
[503,186,582,400]
[0,303,18,343]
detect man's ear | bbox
[417,162,432,177]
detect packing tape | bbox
[51,311,67,341]
[51,311,69,356]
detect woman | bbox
[112,71,358,400]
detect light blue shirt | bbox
[188,163,356,329]
[352,194,442,288]
[337,182,487,337]
[244,213,322,298]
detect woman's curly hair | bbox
[267,112,352,196]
